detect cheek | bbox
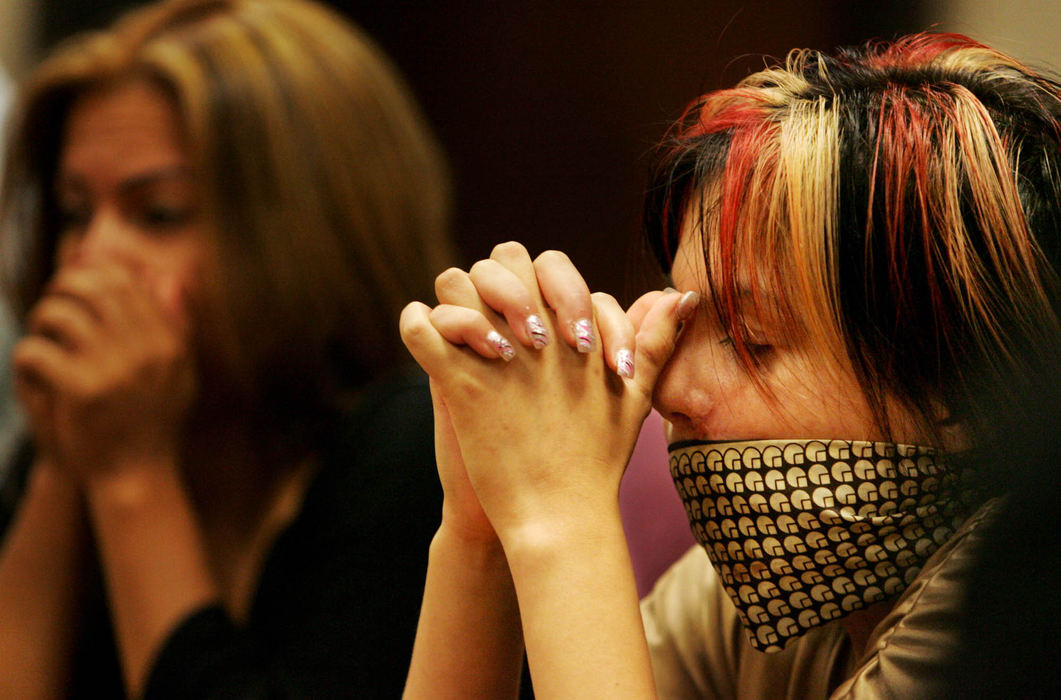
[165,239,213,303]
[55,237,73,267]
[173,256,203,301]
[137,241,212,326]
[707,353,875,440]
[765,356,883,438]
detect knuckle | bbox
[591,291,618,306]
[639,335,675,368]
[426,304,452,326]
[491,241,529,262]
[399,305,432,345]
[638,345,665,370]
[564,288,590,306]
[534,249,572,268]
[446,369,486,401]
[467,258,497,278]
[434,267,470,299]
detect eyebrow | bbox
[55,165,193,195]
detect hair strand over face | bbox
[645,32,1061,444]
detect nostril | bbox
[660,411,694,435]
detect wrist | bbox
[27,457,78,495]
[429,522,514,591]
[17,458,87,530]
[497,498,626,572]
[81,454,183,515]
[437,505,500,548]
[434,519,506,558]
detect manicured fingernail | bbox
[526,315,549,349]
[616,348,635,378]
[487,330,516,361]
[676,291,700,321]
[664,286,678,294]
[571,318,595,352]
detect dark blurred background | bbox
[8,3,1061,695]
[29,0,940,306]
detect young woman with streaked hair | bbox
[0,0,451,695]
[400,33,1061,697]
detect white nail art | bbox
[616,348,634,378]
[487,330,516,361]
[572,318,595,352]
[526,315,549,349]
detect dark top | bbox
[4,367,442,698]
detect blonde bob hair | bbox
[2,0,453,448]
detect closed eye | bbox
[139,204,194,229]
[720,335,774,365]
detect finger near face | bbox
[400,301,471,378]
[490,241,552,348]
[591,292,635,378]
[533,250,595,353]
[468,258,545,349]
[626,290,670,332]
[429,304,516,361]
[11,334,77,392]
[435,266,486,309]
[46,260,141,329]
[49,261,188,352]
[434,266,520,345]
[27,294,99,351]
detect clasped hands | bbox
[400,241,698,548]
[13,257,195,485]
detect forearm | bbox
[83,459,219,699]
[503,500,657,700]
[404,524,524,699]
[0,460,89,699]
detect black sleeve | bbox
[144,368,443,699]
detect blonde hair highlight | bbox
[647,33,1061,439]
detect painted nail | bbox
[676,291,700,321]
[571,318,596,353]
[487,330,516,361]
[526,315,549,349]
[616,348,635,378]
[663,286,678,294]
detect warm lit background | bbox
[3,0,1061,306]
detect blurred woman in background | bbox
[0,0,451,696]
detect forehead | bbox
[671,202,780,300]
[60,81,187,184]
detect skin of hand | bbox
[426,268,508,546]
[402,242,696,698]
[428,380,499,543]
[402,241,694,544]
[13,258,196,484]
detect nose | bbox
[60,207,132,267]
[652,323,722,437]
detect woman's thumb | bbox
[630,290,698,394]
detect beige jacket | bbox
[641,501,998,699]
